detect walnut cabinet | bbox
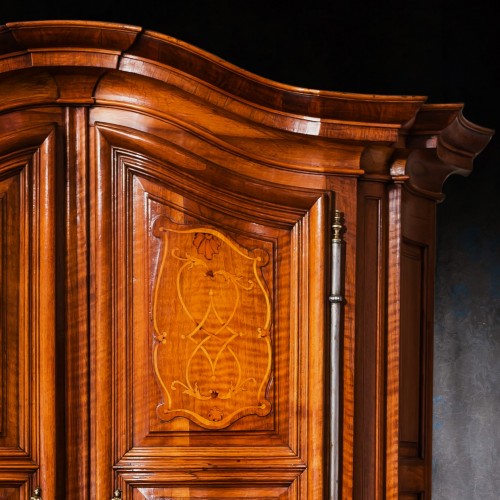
[0,21,493,499]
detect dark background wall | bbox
[2,2,499,498]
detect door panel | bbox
[0,123,58,498]
[91,121,330,498]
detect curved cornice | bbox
[1,20,425,140]
[0,20,494,193]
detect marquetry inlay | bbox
[152,217,273,429]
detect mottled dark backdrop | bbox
[2,1,499,498]
[434,144,500,498]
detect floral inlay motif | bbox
[193,232,221,260]
[152,220,272,429]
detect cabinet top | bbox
[0,20,494,195]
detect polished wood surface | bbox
[0,20,493,499]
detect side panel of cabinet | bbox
[0,118,59,498]
[354,179,388,499]
[398,189,435,499]
[355,180,436,500]
[89,115,331,499]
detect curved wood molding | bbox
[0,20,494,194]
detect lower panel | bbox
[0,472,33,499]
[126,483,294,499]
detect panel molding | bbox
[90,124,331,498]
[0,123,58,496]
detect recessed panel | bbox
[127,168,291,448]
[0,487,21,499]
[132,485,290,499]
[0,471,32,499]
[400,240,426,457]
[0,165,25,454]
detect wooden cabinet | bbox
[0,21,493,499]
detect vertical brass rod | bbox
[329,210,344,500]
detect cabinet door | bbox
[0,117,58,498]
[89,115,331,499]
